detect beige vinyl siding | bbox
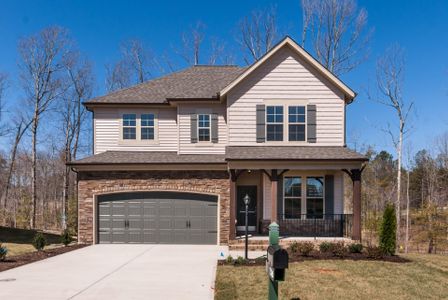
[93,107,178,154]
[178,103,227,154]
[227,46,345,146]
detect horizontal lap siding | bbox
[227,46,345,146]
[94,108,178,154]
[178,104,227,154]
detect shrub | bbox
[296,242,315,256]
[319,241,332,253]
[225,255,234,264]
[33,232,47,251]
[348,243,363,254]
[60,229,73,246]
[0,244,8,261]
[366,246,384,259]
[330,242,347,257]
[235,256,246,265]
[379,203,397,255]
[289,241,299,253]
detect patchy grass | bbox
[0,226,62,256]
[215,254,448,300]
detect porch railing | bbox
[275,214,353,238]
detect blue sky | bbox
[0,0,447,158]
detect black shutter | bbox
[307,104,317,143]
[211,113,218,143]
[256,104,266,143]
[324,175,334,219]
[190,114,198,143]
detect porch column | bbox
[271,170,278,222]
[351,169,362,241]
[229,171,237,240]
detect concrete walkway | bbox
[0,244,226,300]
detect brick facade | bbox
[77,170,230,245]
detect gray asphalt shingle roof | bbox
[69,147,366,166]
[69,151,226,165]
[85,65,245,105]
[225,146,368,161]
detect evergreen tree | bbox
[379,203,397,255]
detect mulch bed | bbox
[218,251,411,267]
[0,244,87,272]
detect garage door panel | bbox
[143,231,158,243]
[111,231,126,243]
[97,192,218,245]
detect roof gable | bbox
[220,36,356,102]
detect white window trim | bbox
[265,105,284,142]
[197,113,211,143]
[118,110,159,145]
[263,100,309,144]
[282,174,326,220]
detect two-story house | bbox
[69,37,367,246]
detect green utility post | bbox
[268,222,279,300]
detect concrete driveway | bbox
[0,244,226,300]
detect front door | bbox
[236,186,257,232]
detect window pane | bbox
[285,198,301,219]
[141,127,154,140]
[123,114,136,126]
[307,198,324,218]
[266,124,283,141]
[198,114,210,128]
[123,127,136,140]
[288,106,305,123]
[289,124,306,141]
[141,114,154,126]
[307,177,324,198]
[284,177,301,197]
[198,128,210,141]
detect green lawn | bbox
[215,254,448,300]
[0,226,62,256]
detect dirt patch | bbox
[0,244,86,272]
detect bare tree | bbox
[105,60,132,92]
[300,0,314,47]
[59,51,93,228]
[0,73,8,137]
[370,45,414,243]
[300,0,371,75]
[1,116,32,212]
[121,39,155,83]
[18,26,68,228]
[208,38,235,65]
[238,7,278,64]
[176,21,206,65]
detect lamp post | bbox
[243,193,251,260]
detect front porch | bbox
[227,147,367,242]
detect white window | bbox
[288,106,306,141]
[198,114,210,142]
[284,177,302,219]
[283,175,325,220]
[306,177,324,218]
[141,113,155,140]
[266,106,283,141]
[122,114,136,140]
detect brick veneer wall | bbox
[77,170,230,245]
